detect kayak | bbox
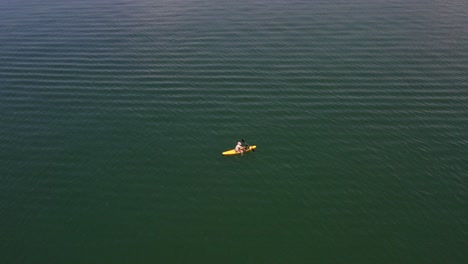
[222,145,257,156]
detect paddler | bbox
[234,141,246,154]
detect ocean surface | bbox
[1,0,467,263]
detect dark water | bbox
[1,0,467,263]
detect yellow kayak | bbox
[222,145,257,156]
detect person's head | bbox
[237,142,242,145]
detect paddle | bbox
[241,139,254,152]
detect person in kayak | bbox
[235,141,246,154]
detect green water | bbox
[1,0,467,263]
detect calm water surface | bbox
[1,0,467,263]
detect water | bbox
[1,0,467,263]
